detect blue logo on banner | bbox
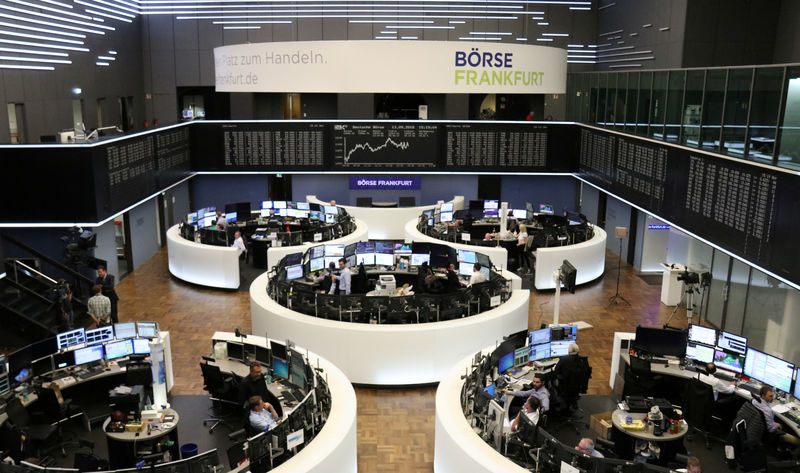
[349,176,421,190]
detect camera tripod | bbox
[665,282,702,326]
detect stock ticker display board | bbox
[577,127,800,284]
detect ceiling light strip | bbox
[0,63,54,69]
[598,29,622,36]
[142,3,526,9]
[0,37,87,50]
[469,31,512,35]
[536,37,553,41]
[39,0,73,9]
[175,14,518,19]
[458,36,501,40]
[223,25,260,28]
[374,35,396,39]
[97,54,115,59]
[0,4,115,31]
[152,9,535,14]
[0,13,102,35]
[349,19,433,23]
[84,9,133,22]
[0,54,70,63]
[0,46,67,56]
[0,28,86,44]
[75,1,137,18]
[608,64,641,68]
[597,49,652,58]
[596,56,653,63]
[137,0,581,5]
[8,0,93,20]
[400,36,417,39]
[95,60,109,64]
[77,0,139,15]
[0,19,87,38]
[542,32,567,36]
[212,20,291,23]
[386,25,455,29]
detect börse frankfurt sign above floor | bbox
[214,40,566,94]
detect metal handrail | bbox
[11,259,58,285]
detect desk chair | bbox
[5,397,62,458]
[200,361,240,433]
[682,377,723,448]
[504,412,539,468]
[362,296,388,323]
[415,294,439,322]
[399,196,415,207]
[317,294,341,320]
[356,197,372,207]
[551,356,592,434]
[37,386,88,434]
[73,439,109,471]
[625,356,660,397]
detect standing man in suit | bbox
[96,265,119,324]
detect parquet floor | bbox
[116,248,689,473]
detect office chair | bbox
[551,356,592,435]
[625,356,660,397]
[362,296,388,324]
[682,377,723,448]
[415,294,439,322]
[317,294,341,320]
[398,196,416,207]
[385,297,412,324]
[6,396,62,458]
[200,361,240,433]
[356,197,372,207]
[469,281,492,314]
[73,439,109,471]
[37,385,88,434]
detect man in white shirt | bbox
[575,438,604,458]
[510,396,540,432]
[330,258,351,295]
[697,363,736,400]
[232,231,246,255]
[467,263,487,287]
[215,211,227,230]
[248,396,279,432]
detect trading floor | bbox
[116,246,683,473]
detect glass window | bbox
[636,71,652,136]
[625,72,639,133]
[742,268,799,366]
[597,73,608,126]
[606,73,618,126]
[748,67,783,164]
[721,68,752,159]
[704,250,730,328]
[650,72,667,139]
[665,70,685,143]
[777,66,800,170]
[589,73,600,124]
[681,71,705,147]
[723,260,750,334]
[699,69,726,150]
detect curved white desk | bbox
[533,224,606,290]
[250,271,529,385]
[434,347,529,473]
[166,225,241,289]
[404,218,510,269]
[213,331,357,473]
[308,195,464,240]
[264,218,369,269]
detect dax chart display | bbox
[331,123,440,169]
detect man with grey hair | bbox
[575,438,604,458]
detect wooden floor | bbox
[116,248,690,473]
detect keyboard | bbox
[77,370,99,380]
[715,371,736,382]
[738,383,761,396]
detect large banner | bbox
[214,40,566,94]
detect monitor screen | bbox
[74,345,104,365]
[423,209,434,218]
[458,249,476,264]
[30,337,58,360]
[296,211,309,219]
[104,339,133,360]
[633,326,687,357]
[286,209,298,218]
[356,253,375,266]
[325,244,344,257]
[744,348,794,393]
[0,376,9,396]
[260,209,271,217]
[57,328,86,350]
[271,341,287,361]
[440,212,453,223]
[187,212,198,224]
[551,325,578,342]
[136,322,158,339]
[85,326,114,345]
[394,243,412,255]
[309,210,322,221]
[290,350,305,387]
[428,218,434,226]
[530,343,551,361]
[794,368,800,400]
[278,208,288,217]
[458,262,473,276]
[411,253,430,266]
[226,211,238,223]
[310,257,325,272]
[483,384,496,397]
[286,264,304,280]
[483,209,499,218]
[688,324,717,347]
[717,331,747,355]
[255,346,270,366]
[273,358,289,379]
[512,209,527,219]
[202,216,215,228]
[498,351,514,374]
[227,342,244,361]
[284,253,303,266]
[685,342,714,363]
[296,202,310,210]
[325,213,335,224]
[323,205,337,215]
[440,202,453,213]
[309,246,324,259]
[550,340,572,358]
[529,327,551,345]
[483,199,499,210]
[375,241,395,254]
[132,338,151,355]
[469,200,483,210]
[114,322,137,339]
[53,350,75,370]
[714,349,744,374]
[539,204,554,215]
[323,256,340,269]
[273,201,287,209]
[8,347,32,380]
[203,207,216,217]
[31,356,53,378]
[356,241,376,254]
[375,253,394,267]
[261,200,273,209]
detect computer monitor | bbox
[30,356,53,378]
[202,216,215,227]
[310,257,325,272]
[296,202,310,210]
[261,200,273,209]
[483,383,496,397]
[227,342,244,361]
[439,211,453,223]
[550,325,578,342]
[717,331,748,355]
[688,324,717,347]
[53,350,75,370]
[633,326,687,357]
[458,249,476,264]
[794,367,800,400]
[0,376,9,396]
[498,351,514,374]
[514,346,529,367]
[356,253,375,266]
[356,241,375,254]
[271,341,287,361]
[375,241,395,255]
[255,345,271,366]
[469,199,483,210]
[324,256,340,268]
[309,246,324,259]
[226,211,238,223]
[187,212,198,224]
[132,338,151,355]
[286,264,304,280]
[273,357,289,379]
[550,340,571,358]
[273,201,287,209]
[484,199,498,210]
[529,327,551,345]
[714,349,744,373]
[530,343,551,361]
[685,342,715,363]
[277,208,289,217]
[73,345,104,366]
[394,243,412,255]
[285,208,298,218]
[290,349,305,387]
[458,262,473,276]
[512,209,527,219]
[104,339,133,360]
[440,202,454,213]
[325,244,344,257]
[539,204,554,215]
[411,253,430,266]
[29,337,58,360]
[325,213,336,223]
[85,326,114,345]
[284,252,303,266]
[136,322,158,339]
[427,218,434,226]
[309,210,322,220]
[375,253,394,266]
[57,328,86,350]
[744,348,795,393]
[114,322,137,339]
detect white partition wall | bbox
[166,225,241,289]
[250,272,529,385]
[403,218,509,269]
[308,195,464,240]
[534,224,607,290]
[265,218,369,269]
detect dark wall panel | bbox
[500,175,578,213]
[190,174,270,212]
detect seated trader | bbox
[248,395,279,432]
[698,363,737,401]
[553,343,581,382]
[446,264,461,292]
[751,385,800,446]
[467,262,487,287]
[215,211,227,230]
[232,231,246,252]
[511,396,541,432]
[87,284,111,328]
[503,375,550,413]
[330,258,351,295]
[238,362,284,418]
[675,456,702,473]
[575,438,604,458]
[316,262,337,293]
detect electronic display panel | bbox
[550,341,571,358]
[717,331,747,355]
[498,351,514,374]
[440,202,453,213]
[714,349,744,373]
[440,212,453,223]
[324,244,344,256]
[132,338,151,355]
[530,343,550,361]
[529,328,551,345]
[411,253,430,266]
[744,348,794,393]
[688,324,717,347]
[57,328,86,350]
[375,253,394,266]
[458,249,476,264]
[114,322,137,339]
[286,264,304,280]
[356,253,375,266]
[104,339,133,360]
[273,358,289,379]
[310,257,325,272]
[85,326,114,345]
[74,345,103,365]
[458,262,473,276]
[685,342,714,363]
[136,322,158,339]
